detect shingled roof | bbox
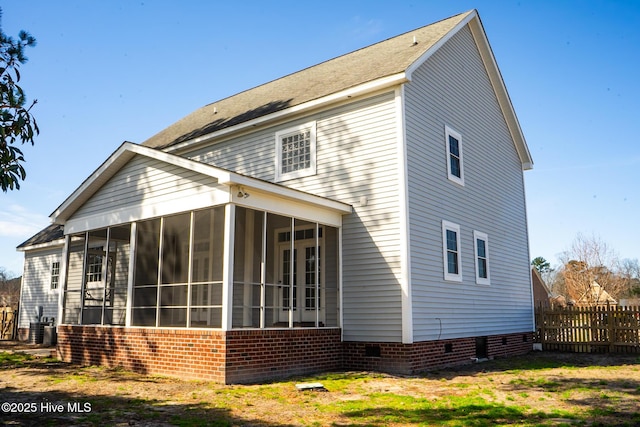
[142,11,473,150]
[16,224,64,250]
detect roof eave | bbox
[50,142,227,224]
[405,10,477,80]
[220,173,352,215]
[466,13,533,170]
[17,239,65,252]
[164,73,409,154]
[404,10,533,171]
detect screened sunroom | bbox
[61,206,341,330]
[53,143,350,331]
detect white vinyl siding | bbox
[18,247,63,329]
[186,92,403,342]
[404,25,532,341]
[70,155,227,229]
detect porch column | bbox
[57,234,70,326]
[242,209,255,327]
[222,203,235,330]
[125,222,136,327]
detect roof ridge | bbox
[198,10,474,110]
[142,10,474,149]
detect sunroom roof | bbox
[50,142,352,228]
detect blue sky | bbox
[1,1,638,276]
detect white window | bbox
[50,261,60,290]
[275,121,317,182]
[85,250,104,283]
[474,231,490,285]
[442,220,462,282]
[445,125,464,185]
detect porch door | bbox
[278,242,321,324]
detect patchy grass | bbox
[0,350,638,426]
[0,351,34,366]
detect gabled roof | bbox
[141,10,532,169]
[143,11,471,150]
[49,142,351,225]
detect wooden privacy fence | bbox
[1,307,18,340]
[535,305,640,353]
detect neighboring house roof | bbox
[531,268,553,307]
[16,224,64,251]
[141,10,532,170]
[577,281,618,305]
[532,268,552,295]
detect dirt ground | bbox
[1,340,639,426]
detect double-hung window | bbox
[445,126,464,185]
[442,220,462,282]
[474,231,490,285]
[275,121,317,182]
[51,261,60,290]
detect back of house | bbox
[16,9,534,383]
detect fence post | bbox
[13,309,19,341]
[607,303,615,352]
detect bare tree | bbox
[0,267,21,307]
[559,234,626,306]
[619,258,640,297]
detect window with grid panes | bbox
[51,261,60,290]
[275,121,316,181]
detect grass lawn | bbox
[0,350,639,426]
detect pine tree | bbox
[0,7,38,191]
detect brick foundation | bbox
[56,326,342,384]
[57,326,532,383]
[343,332,533,375]
[225,329,343,383]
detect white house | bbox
[17,10,534,383]
[16,224,64,341]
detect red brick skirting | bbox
[343,332,533,375]
[56,326,342,384]
[225,329,343,383]
[57,326,532,382]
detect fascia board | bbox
[220,172,352,215]
[405,10,477,80]
[16,239,65,252]
[49,142,136,224]
[50,142,226,224]
[467,15,534,170]
[164,73,408,154]
[405,10,533,170]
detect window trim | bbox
[445,125,464,186]
[50,260,60,291]
[274,121,317,182]
[442,220,462,282]
[473,230,490,285]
